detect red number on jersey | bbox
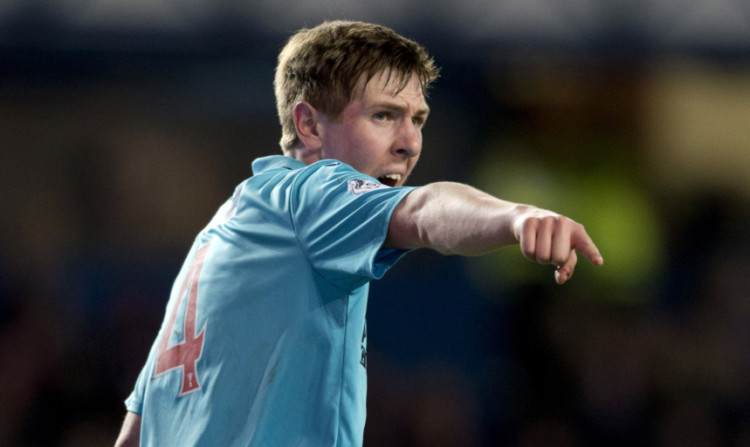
[153,243,211,396]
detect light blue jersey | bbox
[125,155,416,446]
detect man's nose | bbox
[392,120,421,159]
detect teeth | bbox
[382,174,401,181]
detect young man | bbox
[115,20,602,447]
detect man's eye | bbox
[374,112,389,121]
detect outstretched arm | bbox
[386,182,603,284]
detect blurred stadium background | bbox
[1,1,750,445]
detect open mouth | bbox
[378,173,402,187]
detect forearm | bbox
[386,182,540,255]
[114,412,141,447]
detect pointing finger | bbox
[572,225,603,266]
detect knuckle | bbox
[523,218,537,231]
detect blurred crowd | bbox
[1,32,750,446]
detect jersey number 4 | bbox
[153,243,211,396]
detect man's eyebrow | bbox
[370,101,430,117]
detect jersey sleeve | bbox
[290,161,417,291]
[123,355,152,414]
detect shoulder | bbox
[250,156,358,184]
[251,155,306,176]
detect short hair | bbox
[274,20,440,152]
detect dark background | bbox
[2,1,750,445]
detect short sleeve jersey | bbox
[125,155,416,447]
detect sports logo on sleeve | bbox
[347,178,388,195]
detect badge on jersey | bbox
[347,178,388,195]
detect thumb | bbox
[554,250,577,284]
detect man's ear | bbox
[293,101,323,151]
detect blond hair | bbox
[274,20,440,152]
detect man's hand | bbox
[514,209,603,284]
[387,182,603,284]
